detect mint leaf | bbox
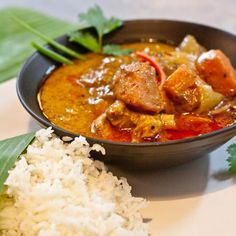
[103,44,134,56]
[0,132,35,192]
[227,143,236,174]
[70,31,100,52]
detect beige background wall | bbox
[1,0,236,33]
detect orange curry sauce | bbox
[38,42,236,142]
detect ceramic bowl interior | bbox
[17,20,236,169]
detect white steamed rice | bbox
[0,128,149,236]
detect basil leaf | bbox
[70,31,100,52]
[103,44,134,56]
[0,132,35,192]
[0,8,75,83]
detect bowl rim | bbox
[17,18,236,147]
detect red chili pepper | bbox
[136,51,166,88]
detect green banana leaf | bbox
[0,8,75,83]
[0,132,35,192]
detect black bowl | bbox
[17,19,236,168]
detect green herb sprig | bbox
[69,5,133,56]
[71,5,123,52]
[70,31,100,53]
[103,44,134,56]
[9,6,133,67]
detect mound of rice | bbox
[0,128,149,236]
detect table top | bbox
[1,1,236,235]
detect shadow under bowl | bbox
[17,19,236,169]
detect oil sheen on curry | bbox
[39,35,236,142]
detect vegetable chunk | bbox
[196,49,236,96]
[178,35,205,56]
[163,65,201,112]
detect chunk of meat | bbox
[133,115,162,141]
[163,65,201,112]
[114,61,164,113]
[160,90,175,114]
[160,114,176,130]
[92,100,177,142]
[90,113,113,138]
[91,113,132,142]
[135,51,167,86]
[106,100,138,129]
[196,49,236,96]
[106,100,163,141]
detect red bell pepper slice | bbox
[136,51,166,88]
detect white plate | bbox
[1,79,236,235]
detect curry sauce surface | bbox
[39,42,236,142]
[39,43,175,140]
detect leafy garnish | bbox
[227,144,236,174]
[76,5,123,50]
[103,44,134,56]
[103,17,124,35]
[0,8,75,83]
[0,6,129,82]
[69,31,100,52]
[11,14,85,60]
[31,42,72,65]
[0,132,35,192]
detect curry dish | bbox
[39,36,236,142]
